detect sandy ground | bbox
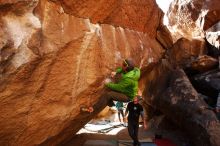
[65,110,191,146]
[66,124,190,146]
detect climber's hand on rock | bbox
[104,78,112,84]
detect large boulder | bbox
[0,0,164,145]
[143,61,220,146]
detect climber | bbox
[104,58,141,104]
[91,58,140,113]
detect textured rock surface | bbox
[58,0,163,38]
[205,21,220,51]
[0,0,40,75]
[190,55,218,73]
[1,0,220,146]
[168,38,207,67]
[193,69,220,92]
[161,69,220,146]
[191,69,220,107]
[156,23,173,49]
[0,0,164,145]
[167,0,220,41]
[143,62,220,146]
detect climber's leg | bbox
[93,91,130,110]
[105,91,130,102]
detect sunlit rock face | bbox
[57,0,163,38]
[167,0,220,42]
[206,21,220,49]
[0,0,40,75]
[0,0,164,145]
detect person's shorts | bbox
[118,108,123,111]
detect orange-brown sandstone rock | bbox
[168,38,207,67]
[1,0,219,145]
[156,23,173,49]
[0,0,164,145]
[58,0,163,38]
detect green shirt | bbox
[106,67,140,100]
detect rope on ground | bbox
[83,123,124,133]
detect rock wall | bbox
[142,60,220,146]
[1,0,219,146]
[57,0,163,37]
[0,0,165,145]
[167,0,220,41]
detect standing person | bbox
[125,96,147,146]
[116,101,125,123]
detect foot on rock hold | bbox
[81,106,94,113]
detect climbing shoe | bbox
[81,106,94,113]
